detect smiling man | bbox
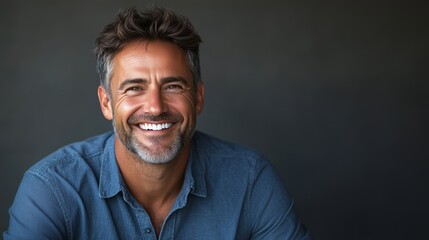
[4,7,311,240]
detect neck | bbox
[114,137,190,207]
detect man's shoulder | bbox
[27,132,114,176]
[191,131,279,200]
[192,131,267,166]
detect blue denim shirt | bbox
[4,131,311,239]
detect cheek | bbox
[165,93,196,113]
[114,97,143,117]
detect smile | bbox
[138,123,173,131]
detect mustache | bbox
[128,112,183,125]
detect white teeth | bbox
[139,123,173,131]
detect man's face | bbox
[98,40,204,164]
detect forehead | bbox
[111,40,192,84]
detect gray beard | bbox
[128,131,183,164]
[113,120,184,164]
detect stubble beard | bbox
[128,130,184,164]
[112,114,188,165]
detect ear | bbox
[98,86,113,120]
[195,81,205,115]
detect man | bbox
[4,7,311,239]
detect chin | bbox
[130,135,184,164]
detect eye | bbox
[124,86,145,96]
[164,84,185,92]
[126,86,144,92]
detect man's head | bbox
[95,7,202,96]
[96,7,204,164]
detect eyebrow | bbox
[118,76,189,91]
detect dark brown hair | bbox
[95,7,202,94]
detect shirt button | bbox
[145,228,151,234]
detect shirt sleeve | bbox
[3,171,67,240]
[248,158,312,240]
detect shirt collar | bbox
[186,133,207,198]
[99,133,123,199]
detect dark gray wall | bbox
[1,0,428,239]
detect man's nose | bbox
[143,88,168,116]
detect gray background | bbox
[1,0,428,239]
